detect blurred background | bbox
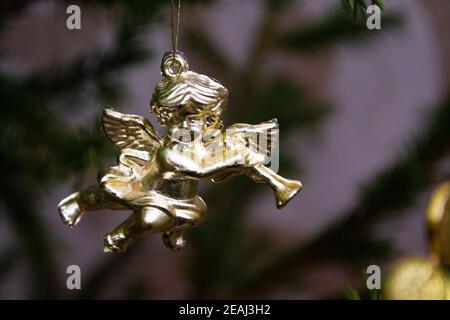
[0,0,449,299]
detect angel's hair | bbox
[150,70,228,127]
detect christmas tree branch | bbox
[186,0,401,298]
[0,0,166,298]
[277,10,402,53]
[342,0,385,18]
[235,95,450,297]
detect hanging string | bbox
[170,0,181,58]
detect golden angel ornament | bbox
[58,51,302,253]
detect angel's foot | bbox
[58,192,84,228]
[162,231,186,251]
[103,232,130,253]
[274,179,302,209]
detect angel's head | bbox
[150,51,228,129]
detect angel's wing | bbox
[102,108,162,154]
[212,119,279,184]
[225,119,279,163]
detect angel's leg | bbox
[104,207,175,253]
[162,219,198,251]
[247,163,302,209]
[58,186,128,227]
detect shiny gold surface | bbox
[385,181,450,300]
[58,51,302,253]
[427,181,450,265]
[385,257,449,300]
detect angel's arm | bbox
[162,141,254,180]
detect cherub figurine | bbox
[58,52,302,253]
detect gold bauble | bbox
[385,257,449,300]
[427,181,450,265]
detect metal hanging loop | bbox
[161,50,189,78]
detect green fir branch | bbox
[277,11,402,53]
[233,95,450,297]
[342,0,384,19]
